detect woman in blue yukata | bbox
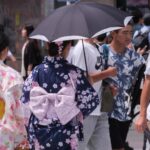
[21,40,116,150]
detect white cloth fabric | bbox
[145,53,150,121]
[7,50,12,57]
[141,26,150,35]
[67,46,75,63]
[21,41,28,77]
[145,53,150,76]
[0,60,4,65]
[147,104,150,120]
[71,40,102,116]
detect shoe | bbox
[124,142,134,150]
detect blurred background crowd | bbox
[0,0,150,72]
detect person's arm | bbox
[89,66,117,83]
[135,75,150,132]
[6,50,18,69]
[137,45,147,55]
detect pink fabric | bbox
[0,63,27,149]
[29,85,80,125]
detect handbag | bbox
[100,44,114,112]
[101,80,114,112]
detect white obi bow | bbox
[29,84,80,125]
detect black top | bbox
[24,40,42,78]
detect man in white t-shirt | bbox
[70,39,112,150]
[135,53,150,132]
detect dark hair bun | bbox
[0,32,9,53]
[48,42,59,56]
[47,40,72,57]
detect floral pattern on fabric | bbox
[100,46,145,121]
[21,56,99,150]
[0,62,27,149]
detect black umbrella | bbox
[30,2,131,42]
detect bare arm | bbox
[89,67,117,83]
[135,75,150,132]
[6,54,18,70]
[137,45,147,55]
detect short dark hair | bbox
[143,13,150,26]
[23,25,34,37]
[0,32,9,53]
[97,33,106,42]
[131,8,143,24]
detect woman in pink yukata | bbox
[0,32,27,149]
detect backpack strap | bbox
[102,44,109,70]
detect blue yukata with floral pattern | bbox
[100,45,145,121]
[21,56,99,150]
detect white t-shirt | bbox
[69,40,102,116]
[145,53,150,76]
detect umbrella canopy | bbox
[30,2,131,42]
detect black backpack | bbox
[133,30,149,51]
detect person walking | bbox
[135,52,150,132]
[100,22,145,150]
[21,40,102,150]
[70,38,117,150]
[21,25,42,80]
[0,32,27,149]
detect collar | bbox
[0,60,4,65]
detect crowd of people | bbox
[1,5,150,150]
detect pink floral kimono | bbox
[0,61,27,150]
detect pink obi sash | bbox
[29,84,80,125]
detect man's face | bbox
[114,25,133,47]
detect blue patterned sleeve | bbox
[20,68,39,103]
[75,69,99,118]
